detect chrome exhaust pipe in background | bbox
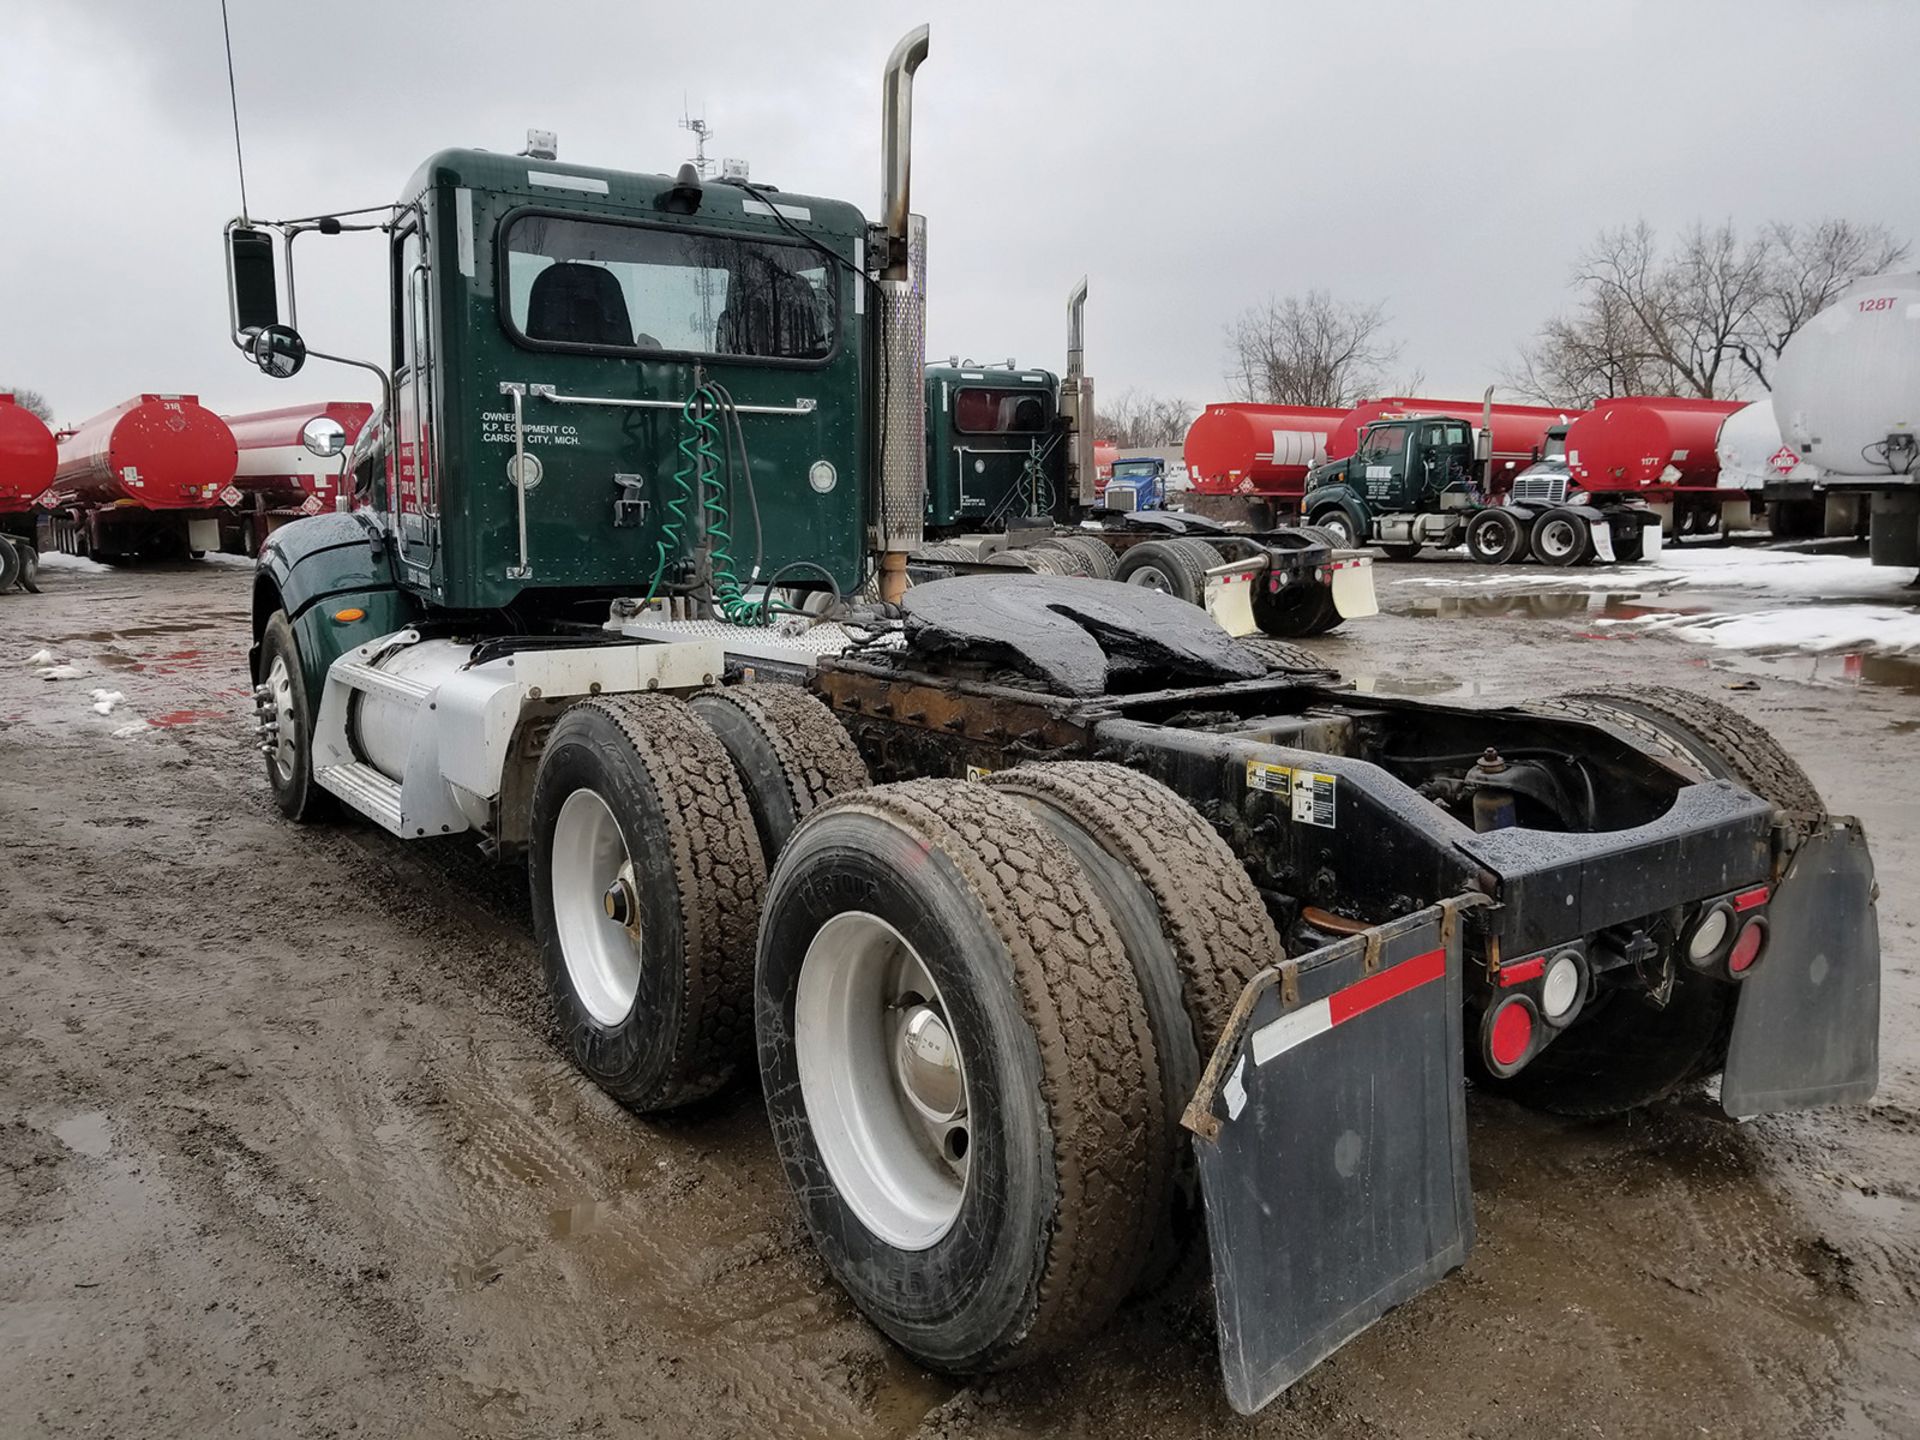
[1064,277,1097,507]
[875,24,931,602]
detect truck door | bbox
[391,218,438,577]
[1357,423,1410,508]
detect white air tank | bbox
[1773,272,1920,478]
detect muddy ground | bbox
[2,549,1916,1439]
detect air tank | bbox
[221,402,374,508]
[1564,398,1744,494]
[0,394,58,512]
[1326,398,1576,486]
[1183,404,1346,496]
[53,395,237,510]
[1773,271,1920,478]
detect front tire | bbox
[530,695,767,1112]
[756,780,1160,1373]
[256,611,332,821]
[1308,507,1359,548]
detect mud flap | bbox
[1183,895,1487,1415]
[1329,556,1377,619]
[1202,556,1263,637]
[1643,520,1664,557]
[1590,519,1617,563]
[1721,818,1879,1116]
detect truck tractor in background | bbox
[0,393,57,592]
[1771,270,1920,569]
[45,394,238,562]
[219,402,374,554]
[215,21,1879,1415]
[913,288,1375,637]
[1299,394,1663,565]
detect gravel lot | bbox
[2,551,1915,1438]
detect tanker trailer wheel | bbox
[985,762,1283,1287]
[14,541,39,593]
[1050,534,1119,580]
[256,611,334,822]
[1483,685,1827,1116]
[1613,523,1647,563]
[0,538,18,593]
[1251,576,1342,638]
[755,779,1161,1373]
[530,695,767,1112]
[1465,508,1529,566]
[688,683,870,868]
[1114,538,1208,604]
[1531,508,1593,566]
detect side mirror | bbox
[301,415,347,458]
[250,324,307,379]
[228,224,280,336]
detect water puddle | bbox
[1709,648,1920,700]
[51,1110,112,1158]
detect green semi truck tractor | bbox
[222,23,1879,1414]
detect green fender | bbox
[248,512,422,699]
[1301,476,1371,533]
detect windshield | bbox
[503,213,835,361]
[1112,459,1158,476]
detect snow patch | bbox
[22,648,55,665]
[111,720,153,739]
[1599,604,1920,656]
[196,551,257,569]
[37,664,82,680]
[89,688,125,715]
[35,551,112,574]
[1403,546,1912,602]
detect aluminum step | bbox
[333,660,432,705]
[317,761,405,834]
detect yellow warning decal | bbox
[965,765,995,781]
[1245,759,1336,828]
[1245,760,1292,798]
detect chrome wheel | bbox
[262,653,298,783]
[552,788,643,1027]
[795,911,969,1250]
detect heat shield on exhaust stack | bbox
[876,214,927,552]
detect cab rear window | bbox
[503,212,835,362]
[953,387,1050,434]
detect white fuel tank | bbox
[1773,272,1920,478]
[1715,398,1819,492]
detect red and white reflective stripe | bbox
[1251,947,1446,1066]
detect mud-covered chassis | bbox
[793,578,1877,1410]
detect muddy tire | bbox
[0,536,18,592]
[1252,579,1342,637]
[1466,508,1528,566]
[1115,538,1209,604]
[755,779,1161,1373]
[1237,634,1339,678]
[256,611,333,822]
[688,683,869,867]
[1532,509,1593,566]
[1487,685,1827,1116]
[14,542,38,593]
[984,762,1282,1287]
[529,695,766,1112]
[1051,534,1119,580]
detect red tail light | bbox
[1484,996,1537,1076]
[1728,918,1768,975]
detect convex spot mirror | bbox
[251,324,307,379]
[301,415,347,458]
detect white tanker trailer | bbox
[1771,271,1920,565]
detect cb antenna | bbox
[219,0,250,222]
[679,99,714,179]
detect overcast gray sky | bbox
[4,0,1916,424]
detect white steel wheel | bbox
[1311,509,1357,547]
[262,653,299,787]
[796,911,969,1251]
[550,787,645,1027]
[1126,562,1176,593]
[1533,512,1588,565]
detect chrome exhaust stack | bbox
[874,24,930,603]
[1063,277,1097,506]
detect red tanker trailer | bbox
[0,394,58,591]
[47,394,238,561]
[1565,397,1749,533]
[219,401,374,553]
[1184,404,1347,496]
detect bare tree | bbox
[1739,219,1910,389]
[1223,290,1401,408]
[1509,217,1909,405]
[4,387,53,421]
[1096,388,1196,447]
